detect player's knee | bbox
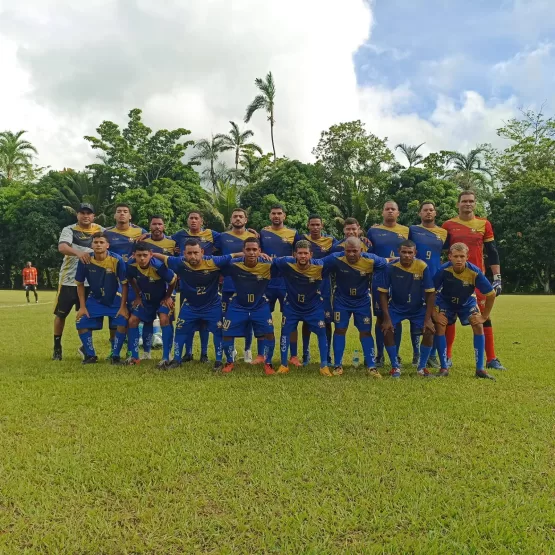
[265,333,274,341]
[116,325,127,334]
[128,315,140,328]
[472,324,484,335]
[359,331,372,338]
[159,314,170,326]
[78,328,89,335]
[334,328,347,336]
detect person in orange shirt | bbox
[22,261,38,303]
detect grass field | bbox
[0,290,554,553]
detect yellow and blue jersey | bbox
[165,255,231,309]
[272,257,328,313]
[409,225,448,277]
[259,226,298,290]
[303,234,338,298]
[377,259,435,315]
[127,257,176,306]
[219,230,257,292]
[322,252,388,308]
[142,234,178,256]
[75,251,127,307]
[367,224,409,258]
[331,238,369,254]
[172,228,221,256]
[434,262,495,309]
[104,224,147,262]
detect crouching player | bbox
[272,240,331,376]
[126,242,177,367]
[378,240,436,378]
[75,232,129,364]
[433,242,496,380]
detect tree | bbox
[0,130,38,181]
[446,146,493,196]
[216,121,262,173]
[244,71,277,161]
[190,135,226,192]
[201,180,241,229]
[235,151,273,186]
[395,142,425,168]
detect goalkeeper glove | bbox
[492,274,502,296]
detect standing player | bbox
[75,232,129,364]
[367,201,409,367]
[53,203,103,360]
[378,241,436,378]
[409,201,448,367]
[442,191,505,370]
[126,243,177,367]
[332,218,370,253]
[221,238,277,375]
[259,204,300,366]
[432,243,497,380]
[22,261,38,303]
[272,240,331,376]
[323,237,388,377]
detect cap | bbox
[78,203,95,213]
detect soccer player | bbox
[332,218,370,253]
[219,208,257,362]
[442,191,505,370]
[53,203,103,360]
[409,201,448,367]
[221,237,277,375]
[22,261,38,303]
[323,237,388,377]
[272,240,331,376]
[126,242,177,367]
[75,232,129,364]
[154,239,234,371]
[300,215,338,366]
[367,201,409,367]
[378,240,436,378]
[259,204,300,366]
[432,243,496,380]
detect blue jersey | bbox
[302,234,338,297]
[127,257,176,306]
[367,224,409,258]
[259,226,298,290]
[221,258,276,310]
[172,228,221,256]
[142,234,178,256]
[219,230,257,292]
[75,251,127,307]
[331,238,369,254]
[409,225,448,277]
[165,255,232,309]
[272,257,328,313]
[377,259,435,315]
[323,252,388,308]
[104,224,147,262]
[434,262,494,309]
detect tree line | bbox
[1,72,554,293]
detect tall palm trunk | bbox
[270,115,276,162]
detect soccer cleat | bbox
[320,366,334,377]
[486,358,506,370]
[110,355,123,365]
[437,369,450,378]
[82,355,98,365]
[333,366,344,376]
[157,360,169,370]
[417,368,435,378]
[427,355,440,369]
[125,357,140,365]
[367,368,382,379]
[476,370,496,380]
[396,356,403,366]
[264,363,276,375]
[289,356,302,368]
[213,361,223,372]
[446,358,453,369]
[412,353,420,367]
[303,353,311,366]
[52,349,62,361]
[140,352,152,360]
[222,362,234,374]
[375,355,385,368]
[200,354,209,364]
[27,299,30,303]
[277,365,290,374]
[243,349,253,364]
[390,368,401,378]
[183,353,193,363]
[105,350,114,361]
[251,354,265,365]
[35,300,38,304]
[166,360,182,369]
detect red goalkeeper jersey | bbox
[22,267,38,285]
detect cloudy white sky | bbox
[1,0,554,170]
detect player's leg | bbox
[476,291,505,370]
[251,303,276,374]
[445,323,456,366]
[279,309,300,373]
[432,305,452,376]
[25,285,30,303]
[382,311,400,377]
[53,285,79,360]
[76,310,102,364]
[171,307,197,367]
[110,312,129,362]
[352,309,379,376]
[221,301,248,372]
[301,321,311,365]
[331,302,350,374]
[254,291,278,364]
[127,313,142,361]
[202,306,224,370]
[158,307,174,367]
[394,324,403,364]
[409,321,420,366]
[199,322,210,363]
[411,310,434,377]
[141,321,154,359]
[33,285,38,302]
[373,286,385,366]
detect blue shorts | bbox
[221,291,234,314]
[266,288,286,312]
[436,297,480,326]
[333,298,373,332]
[175,302,223,336]
[76,298,127,330]
[371,282,383,317]
[389,306,426,333]
[130,302,173,323]
[281,303,327,335]
[223,300,274,338]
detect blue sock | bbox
[302,333,311,360]
[394,325,402,353]
[142,322,153,353]
[128,327,140,359]
[185,332,193,356]
[315,328,328,368]
[418,344,433,370]
[333,334,346,367]
[112,330,127,357]
[213,329,223,362]
[385,345,398,368]
[109,337,115,351]
[429,345,437,359]
[436,335,448,369]
[173,331,186,362]
[280,332,290,366]
[245,322,253,351]
[257,338,264,356]
[265,337,275,364]
[161,325,173,361]
[290,338,298,357]
[200,326,209,356]
[79,331,95,356]
[474,334,485,370]
[360,335,376,368]
[223,338,234,363]
[411,333,420,357]
[375,323,384,358]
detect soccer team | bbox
[50,190,506,379]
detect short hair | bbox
[27,261,32,265]
[244,237,261,247]
[458,190,476,202]
[184,238,201,249]
[150,214,165,222]
[450,242,469,254]
[308,214,322,223]
[419,200,435,211]
[92,231,109,241]
[400,240,416,250]
[343,217,360,227]
[295,240,312,252]
[383,200,399,209]
[344,236,362,248]
[269,204,285,212]
[187,210,203,219]
[133,241,152,253]
[231,207,248,217]
[115,203,131,212]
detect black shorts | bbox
[53,285,89,318]
[25,285,37,292]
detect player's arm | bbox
[58,240,91,264]
[471,271,496,324]
[75,261,89,318]
[484,240,502,295]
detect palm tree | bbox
[190,135,226,192]
[447,147,493,193]
[244,71,277,161]
[395,142,425,168]
[216,121,263,173]
[0,130,38,181]
[201,180,241,228]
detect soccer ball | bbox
[152,333,163,349]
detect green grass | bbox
[0,290,554,553]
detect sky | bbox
[1,0,554,170]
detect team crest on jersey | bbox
[413,274,422,280]
[318,320,325,328]
[267,318,273,325]
[105,269,113,274]
[397,233,405,239]
[217,320,223,328]
[203,270,210,275]
[257,275,264,280]
[470,228,477,233]
[462,281,470,287]
[363,317,371,324]
[359,271,367,276]
[325,311,331,318]
[309,278,315,283]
